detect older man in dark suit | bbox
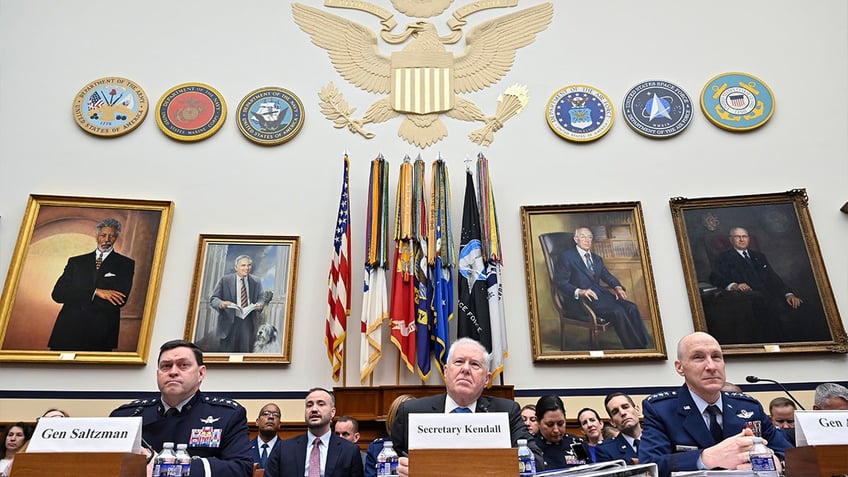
[391,338,542,475]
[209,254,265,353]
[554,226,650,349]
[49,217,135,351]
[265,387,363,477]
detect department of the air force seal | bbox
[622,80,692,138]
[155,82,227,142]
[546,85,614,143]
[700,72,775,132]
[72,77,148,137]
[237,87,305,146]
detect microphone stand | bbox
[745,375,806,410]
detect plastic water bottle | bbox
[749,437,779,477]
[518,438,536,477]
[174,443,191,476]
[153,442,176,477]
[376,440,399,477]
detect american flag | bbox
[325,154,351,382]
[87,91,105,110]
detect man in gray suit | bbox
[210,254,264,353]
[391,338,542,475]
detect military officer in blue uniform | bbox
[110,339,252,477]
[640,332,790,477]
[595,392,642,464]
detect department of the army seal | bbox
[546,85,614,143]
[622,80,692,138]
[236,87,305,146]
[700,72,775,132]
[72,77,148,138]
[155,82,227,142]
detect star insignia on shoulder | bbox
[200,415,221,424]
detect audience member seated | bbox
[576,407,603,462]
[721,382,742,393]
[521,404,539,436]
[0,422,33,477]
[534,395,590,470]
[768,397,796,446]
[813,382,848,410]
[602,421,619,440]
[252,403,282,469]
[264,387,363,477]
[334,415,366,467]
[39,408,69,419]
[365,394,413,477]
[596,393,642,465]
[640,332,790,477]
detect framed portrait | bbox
[184,234,300,363]
[0,195,174,363]
[520,202,666,361]
[669,189,847,355]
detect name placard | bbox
[794,410,848,446]
[27,417,142,453]
[408,412,510,450]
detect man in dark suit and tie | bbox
[210,254,265,353]
[595,392,642,464]
[554,227,650,349]
[251,403,282,469]
[640,332,790,477]
[710,226,805,343]
[49,218,135,351]
[391,337,543,476]
[265,387,363,477]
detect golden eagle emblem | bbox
[292,1,553,147]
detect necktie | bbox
[164,407,180,418]
[452,407,472,413]
[260,443,269,468]
[308,437,321,477]
[240,277,249,307]
[585,253,595,274]
[632,438,639,453]
[706,405,723,443]
[743,250,752,262]
[95,253,103,270]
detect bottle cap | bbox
[517,439,527,445]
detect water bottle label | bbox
[160,463,181,476]
[750,455,776,471]
[377,461,398,476]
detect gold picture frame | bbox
[520,202,666,361]
[669,189,847,355]
[184,234,300,364]
[0,194,174,363]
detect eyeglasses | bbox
[260,411,281,418]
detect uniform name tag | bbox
[27,417,142,453]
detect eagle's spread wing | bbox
[292,3,392,94]
[453,2,553,94]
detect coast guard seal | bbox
[72,77,148,137]
[156,82,227,142]
[700,72,775,132]
[237,87,305,146]
[546,85,614,143]
[622,80,692,138]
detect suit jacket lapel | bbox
[475,396,492,413]
[325,435,342,477]
[296,434,308,476]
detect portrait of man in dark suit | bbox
[48,217,135,351]
[210,254,265,353]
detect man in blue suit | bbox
[251,403,282,469]
[640,332,791,477]
[209,254,265,353]
[554,227,650,349]
[265,387,363,477]
[595,392,642,464]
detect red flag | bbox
[389,159,416,372]
[326,155,351,381]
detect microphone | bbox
[745,375,806,410]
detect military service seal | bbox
[72,77,148,137]
[546,85,614,143]
[237,87,305,146]
[155,82,227,142]
[700,72,775,132]
[622,80,692,138]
